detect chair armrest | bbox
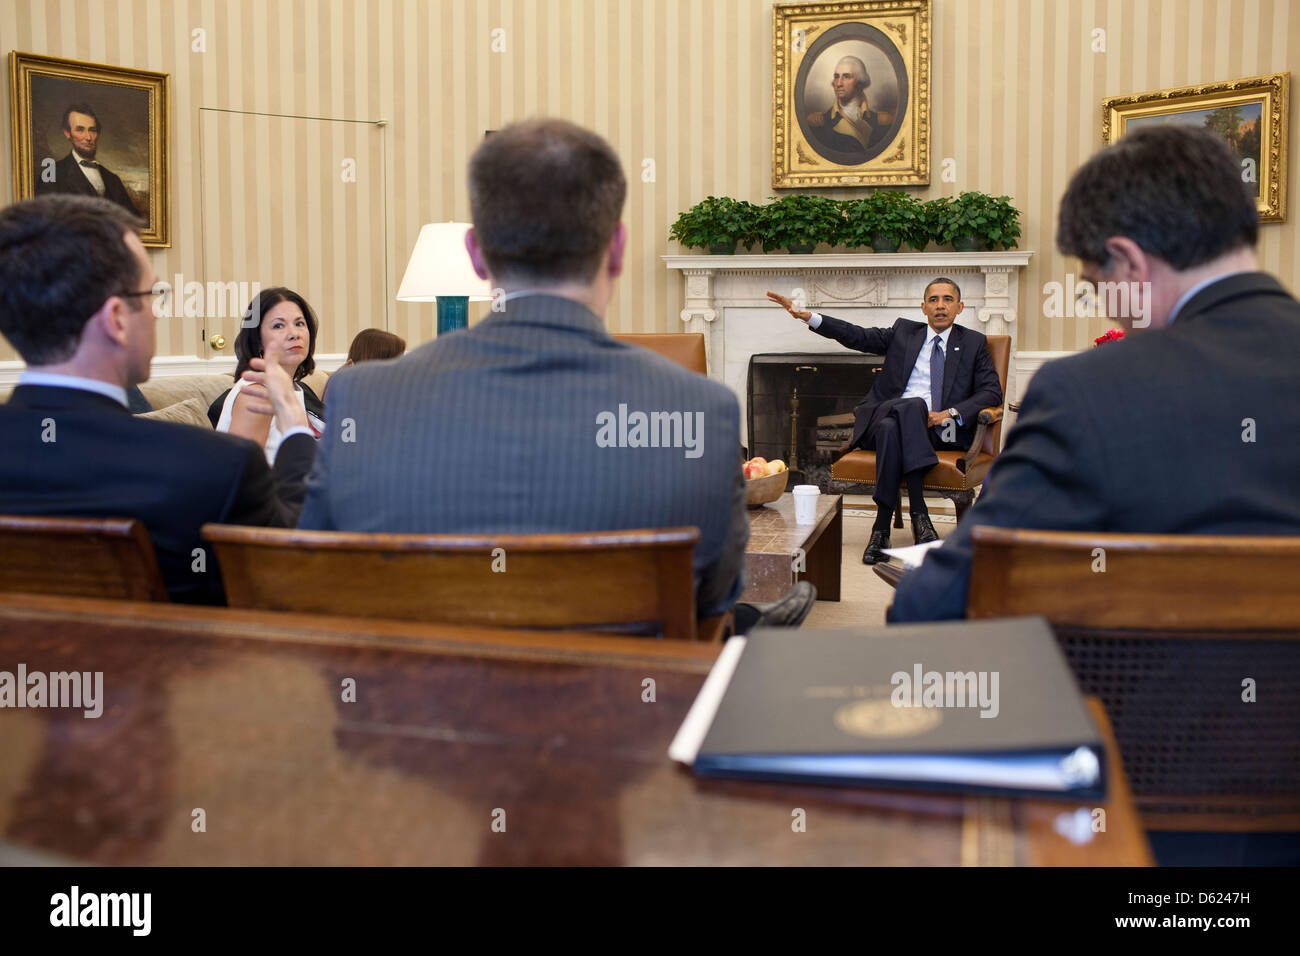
[977,406,1003,425]
[957,420,990,474]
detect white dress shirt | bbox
[75,158,107,196]
[808,315,960,420]
[18,370,127,408]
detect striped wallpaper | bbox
[1,0,1297,364]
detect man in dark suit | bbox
[35,105,141,216]
[301,118,813,630]
[0,195,315,604]
[767,281,1003,563]
[890,124,1300,622]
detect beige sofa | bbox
[0,369,331,426]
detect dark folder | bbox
[671,616,1106,799]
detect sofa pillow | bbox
[136,396,211,428]
[137,373,234,412]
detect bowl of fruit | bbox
[743,457,789,507]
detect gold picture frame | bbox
[1102,72,1288,223]
[9,51,170,246]
[773,0,930,188]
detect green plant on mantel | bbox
[753,194,844,253]
[933,191,1022,251]
[840,191,926,253]
[667,191,1023,255]
[667,196,758,254]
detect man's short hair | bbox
[62,103,100,131]
[924,276,961,301]
[835,56,871,90]
[0,195,141,365]
[467,118,627,285]
[1057,125,1258,270]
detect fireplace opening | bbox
[746,352,884,491]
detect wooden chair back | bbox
[612,333,708,376]
[202,524,720,641]
[0,514,170,603]
[968,525,1300,831]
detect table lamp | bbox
[395,222,493,335]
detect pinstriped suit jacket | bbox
[298,293,749,615]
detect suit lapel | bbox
[941,326,963,406]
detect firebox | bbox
[746,352,884,491]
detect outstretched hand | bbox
[765,290,812,322]
[239,341,309,430]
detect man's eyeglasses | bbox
[115,286,172,316]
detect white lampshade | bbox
[395,221,493,301]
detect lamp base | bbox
[436,296,469,335]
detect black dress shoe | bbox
[753,581,818,629]
[862,530,891,564]
[911,512,939,544]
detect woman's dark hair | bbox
[346,328,406,364]
[233,287,318,382]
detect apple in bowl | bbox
[743,457,789,507]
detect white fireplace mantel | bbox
[663,251,1033,444]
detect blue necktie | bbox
[930,335,944,414]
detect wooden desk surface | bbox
[0,594,1151,866]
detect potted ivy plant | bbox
[668,196,758,254]
[841,191,925,253]
[934,191,1022,251]
[753,194,844,253]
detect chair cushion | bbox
[831,448,995,490]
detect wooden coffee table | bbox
[743,492,842,603]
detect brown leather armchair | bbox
[611,333,708,376]
[823,334,1011,524]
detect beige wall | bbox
[2,0,1297,364]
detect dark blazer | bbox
[298,293,750,616]
[0,385,315,604]
[36,153,141,216]
[812,315,1003,448]
[891,271,1300,622]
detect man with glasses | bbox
[0,195,316,603]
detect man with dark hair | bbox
[890,125,1300,622]
[767,277,1003,563]
[301,117,814,631]
[36,104,141,215]
[0,195,315,603]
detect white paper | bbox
[667,636,748,765]
[881,539,944,568]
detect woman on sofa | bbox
[321,328,407,402]
[212,287,325,461]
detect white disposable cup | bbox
[792,484,820,524]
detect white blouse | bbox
[215,377,310,464]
